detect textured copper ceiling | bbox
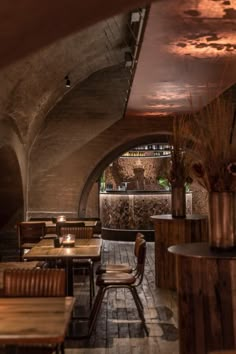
[127,0,236,116]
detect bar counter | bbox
[100,190,192,230]
[150,214,208,289]
[168,242,236,354]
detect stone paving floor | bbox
[65,240,179,354]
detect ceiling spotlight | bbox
[65,75,71,88]
[125,51,133,67]
[131,11,141,23]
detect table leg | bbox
[65,259,74,296]
[5,346,18,354]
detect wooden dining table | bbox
[23,238,102,296]
[0,296,75,353]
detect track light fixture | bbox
[65,75,71,88]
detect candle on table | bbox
[62,234,75,247]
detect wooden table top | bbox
[150,214,208,221]
[37,238,102,248]
[0,261,40,290]
[168,242,236,259]
[0,297,75,344]
[24,238,102,261]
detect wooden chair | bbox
[88,239,148,336]
[17,222,46,260]
[56,222,96,307]
[96,232,144,274]
[56,222,93,239]
[3,268,66,354]
[76,217,102,235]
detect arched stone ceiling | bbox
[0,0,151,70]
[127,0,236,116]
[1,0,235,149]
[30,65,131,177]
[0,14,130,148]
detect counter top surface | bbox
[168,242,236,259]
[101,190,192,195]
[150,214,207,221]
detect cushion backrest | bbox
[134,233,145,257]
[56,222,93,239]
[4,268,65,297]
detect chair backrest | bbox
[134,233,145,257]
[135,239,146,285]
[56,222,93,239]
[3,268,66,297]
[17,222,46,247]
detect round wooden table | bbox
[150,214,208,289]
[169,242,236,354]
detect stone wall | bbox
[103,157,209,218]
[105,157,170,191]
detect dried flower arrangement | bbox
[187,95,236,192]
[167,116,193,189]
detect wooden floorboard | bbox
[66,240,179,354]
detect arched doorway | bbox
[78,134,169,217]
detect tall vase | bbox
[171,186,186,218]
[208,191,236,249]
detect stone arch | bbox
[0,145,24,229]
[78,133,169,216]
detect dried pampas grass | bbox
[167,116,193,188]
[188,94,236,192]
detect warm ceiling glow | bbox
[192,0,236,18]
[127,0,236,117]
[168,0,236,58]
[169,33,236,58]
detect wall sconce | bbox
[65,75,71,88]
[62,234,75,247]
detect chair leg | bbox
[89,262,95,308]
[132,286,144,310]
[88,287,106,336]
[130,287,149,336]
[19,248,23,261]
[60,342,65,354]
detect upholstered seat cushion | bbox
[96,263,132,275]
[96,272,136,286]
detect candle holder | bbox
[57,215,66,223]
[53,237,61,248]
[62,234,75,248]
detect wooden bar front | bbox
[150,214,208,289]
[169,243,236,354]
